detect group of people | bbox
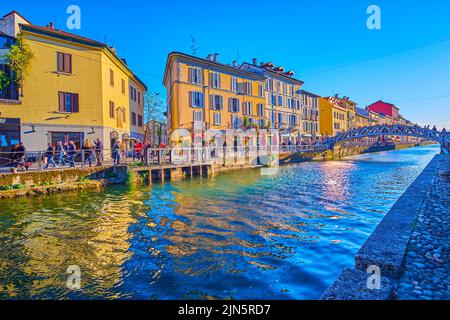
[42,138,104,169]
[9,137,170,171]
[111,139,155,165]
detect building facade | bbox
[240,60,305,142]
[355,107,370,128]
[163,52,266,136]
[129,78,146,141]
[0,11,146,153]
[366,100,399,124]
[319,97,347,137]
[325,95,358,130]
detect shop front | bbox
[0,117,20,164]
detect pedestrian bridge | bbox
[324,125,450,153]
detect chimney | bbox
[213,53,219,62]
[252,58,257,66]
[334,94,339,98]
[206,54,212,61]
[49,22,54,29]
[232,60,237,67]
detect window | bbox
[228,98,240,113]
[231,115,239,129]
[243,101,252,115]
[188,67,202,84]
[132,112,137,125]
[210,72,221,88]
[57,52,72,73]
[231,77,238,92]
[210,95,223,110]
[50,132,84,149]
[121,79,125,94]
[138,91,141,106]
[129,86,137,101]
[257,103,264,116]
[244,82,252,95]
[258,84,264,97]
[277,96,282,107]
[189,92,204,108]
[109,69,114,86]
[193,110,202,122]
[138,114,143,127]
[213,113,221,125]
[266,78,273,92]
[277,113,282,125]
[58,92,79,113]
[109,101,115,118]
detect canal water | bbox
[0,145,440,299]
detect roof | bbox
[2,11,32,25]
[370,100,399,110]
[240,62,304,85]
[21,24,106,47]
[20,24,147,90]
[356,107,369,118]
[299,90,320,97]
[163,52,266,85]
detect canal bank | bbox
[321,153,449,300]
[0,145,440,299]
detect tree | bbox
[143,91,166,124]
[3,33,34,96]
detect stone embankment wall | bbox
[0,166,128,199]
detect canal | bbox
[0,145,440,299]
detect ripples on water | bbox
[0,145,439,299]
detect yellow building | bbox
[163,52,266,135]
[0,11,146,152]
[319,97,347,137]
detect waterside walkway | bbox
[396,154,450,299]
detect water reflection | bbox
[0,145,440,299]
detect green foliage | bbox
[3,33,35,89]
[0,69,11,90]
[243,116,249,129]
[0,183,26,190]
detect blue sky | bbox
[4,0,450,128]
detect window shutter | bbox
[188,68,192,83]
[189,92,193,107]
[200,93,204,108]
[64,54,72,73]
[209,73,213,87]
[219,96,223,110]
[72,93,79,112]
[57,53,63,72]
[209,95,213,109]
[58,92,65,112]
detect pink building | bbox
[366,100,400,124]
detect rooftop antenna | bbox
[236,48,240,63]
[190,35,198,56]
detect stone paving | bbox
[397,155,450,300]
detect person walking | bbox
[67,141,76,168]
[94,138,103,166]
[44,143,57,169]
[112,139,121,165]
[134,139,144,163]
[84,138,94,167]
[56,141,67,166]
